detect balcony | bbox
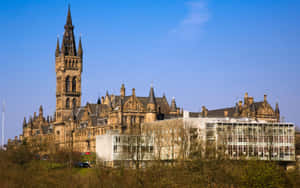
[56,91,81,97]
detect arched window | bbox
[72,98,76,108]
[65,76,70,92]
[72,77,76,92]
[66,98,70,109]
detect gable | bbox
[256,102,275,115]
[123,96,145,112]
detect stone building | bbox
[191,92,280,122]
[16,7,282,154]
[19,7,181,153]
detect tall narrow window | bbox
[72,98,76,108]
[72,77,76,92]
[66,98,70,109]
[65,76,70,92]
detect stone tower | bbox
[145,86,157,122]
[55,6,83,122]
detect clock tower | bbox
[55,6,83,122]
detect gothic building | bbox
[190,92,280,122]
[16,8,281,153]
[19,7,181,152]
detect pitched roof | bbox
[206,101,267,117]
[112,95,169,109]
[188,101,269,118]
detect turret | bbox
[275,103,280,122]
[264,94,267,103]
[244,92,248,105]
[233,103,239,117]
[97,97,101,104]
[120,84,125,98]
[147,86,156,112]
[23,117,27,128]
[39,105,43,118]
[145,85,157,122]
[238,100,243,110]
[29,116,33,128]
[78,36,83,58]
[55,36,60,57]
[251,103,256,117]
[105,91,112,109]
[201,106,208,117]
[170,97,177,111]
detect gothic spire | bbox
[275,103,280,115]
[148,85,156,104]
[234,102,239,117]
[251,103,256,114]
[66,5,72,26]
[55,36,60,57]
[23,117,27,128]
[171,97,177,112]
[39,105,43,116]
[61,5,77,56]
[78,36,83,58]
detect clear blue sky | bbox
[0,0,300,142]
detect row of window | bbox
[122,116,144,126]
[226,136,294,143]
[64,59,79,68]
[66,98,76,109]
[113,145,154,153]
[65,76,77,92]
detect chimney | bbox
[132,88,136,96]
[238,100,242,107]
[244,92,248,104]
[264,94,267,102]
[224,110,228,117]
[101,96,104,104]
[249,97,254,105]
[120,84,125,97]
[201,106,206,117]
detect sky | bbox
[0,0,300,142]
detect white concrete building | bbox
[184,112,295,161]
[96,130,154,167]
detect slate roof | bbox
[112,95,169,109]
[71,95,174,126]
[206,101,265,117]
[189,101,269,118]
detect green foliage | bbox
[0,146,299,188]
[240,160,286,188]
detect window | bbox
[122,116,127,125]
[72,77,76,92]
[130,116,136,126]
[65,76,70,92]
[72,98,76,108]
[66,98,70,109]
